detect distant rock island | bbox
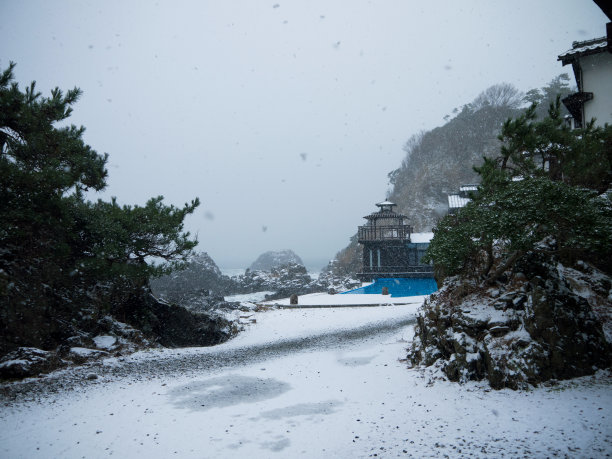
[249,249,304,271]
[150,250,360,306]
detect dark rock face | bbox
[249,250,304,271]
[0,348,60,379]
[147,297,235,347]
[409,257,610,390]
[0,250,240,381]
[111,292,235,348]
[0,291,236,380]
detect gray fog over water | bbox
[0,1,607,268]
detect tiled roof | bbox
[558,37,608,63]
[364,210,406,220]
[410,232,434,243]
[448,194,470,209]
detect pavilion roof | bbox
[376,200,396,207]
[364,209,408,221]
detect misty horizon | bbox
[1,1,607,268]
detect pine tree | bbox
[0,63,199,352]
[425,99,612,283]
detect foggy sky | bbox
[1,1,607,268]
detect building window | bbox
[377,249,381,268]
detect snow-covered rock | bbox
[93,335,117,350]
[408,256,611,389]
[232,263,321,300]
[316,268,361,294]
[0,347,59,379]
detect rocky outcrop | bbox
[231,263,325,300]
[318,252,362,293]
[0,292,237,380]
[111,292,236,348]
[0,348,62,379]
[0,317,151,380]
[249,250,304,271]
[152,249,361,305]
[151,252,234,300]
[232,262,360,299]
[408,256,611,389]
[234,263,309,293]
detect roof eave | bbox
[558,38,609,65]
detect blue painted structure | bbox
[342,277,437,297]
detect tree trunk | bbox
[486,250,523,284]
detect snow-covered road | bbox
[1,302,611,458]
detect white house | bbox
[558,23,612,128]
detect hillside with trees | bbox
[409,99,611,388]
[326,77,573,277]
[388,83,524,230]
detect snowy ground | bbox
[266,292,427,307]
[224,291,276,302]
[1,300,611,458]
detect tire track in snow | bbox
[0,315,416,402]
[149,315,416,374]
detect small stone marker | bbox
[382,286,389,295]
[290,294,298,305]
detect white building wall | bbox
[581,52,612,127]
